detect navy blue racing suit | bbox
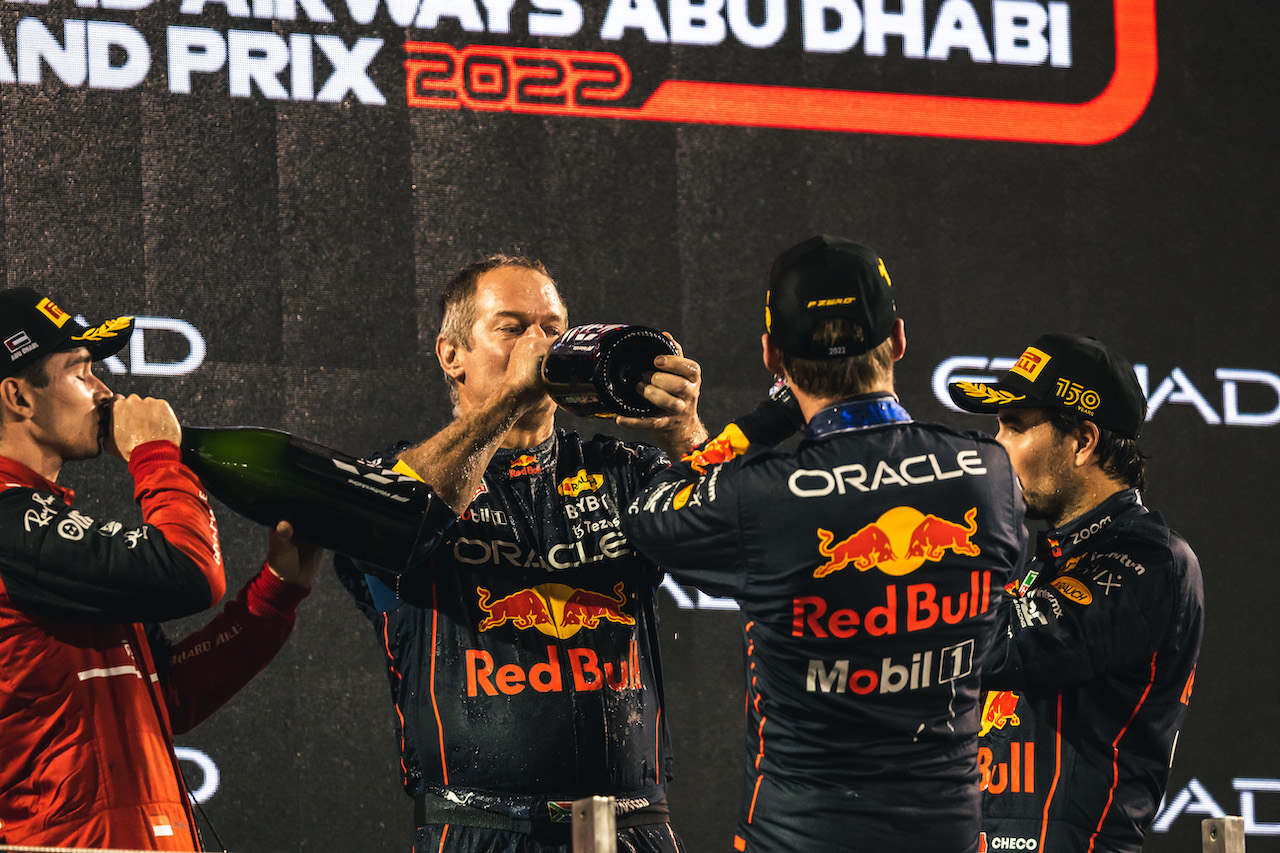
[335,430,684,853]
[979,488,1204,852]
[624,395,1026,853]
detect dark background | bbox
[5,0,1277,849]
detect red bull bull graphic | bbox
[906,507,980,560]
[476,587,554,631]
[476,582,634,639]
[815,523,895,577]
[508,454,542,478]
[682,423,749,474]
[562,582,634,629]
[980,690,1022,737]
[814,506,982,578]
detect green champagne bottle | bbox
[180,426,431,571]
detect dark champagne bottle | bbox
[541,324,679,418]
[180,426,431,571]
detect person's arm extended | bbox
[396,386,526,515]
[398,329,550,514]
[152,522,320,733]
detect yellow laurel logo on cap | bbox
[72,316,132,344]
[955,381,1026,406]
[1010,346,1051,382]
[878,258,892,287]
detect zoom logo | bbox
[89,315,207,377]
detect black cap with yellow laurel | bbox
[765,235,896,359]
[948,333,1147,439]
[0,288,134,379]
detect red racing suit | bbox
[0,443,309,851]
[623,395,1026,853]
[979,488,1204,853]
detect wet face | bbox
[26,349,114,462]
[449,265,567,417]
[995,407,1079,524]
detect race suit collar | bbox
[1038,487,1145,562]
[0,453,75,503]
[490,432,557,481]
[803,393,913,441]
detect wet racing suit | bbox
[334,430,684,853]
[623,394,1026,853]
[979,488,1204,852]
[0,443,310,851]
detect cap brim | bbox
[69,316,134,361]
[948,380,1038,414]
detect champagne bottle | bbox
[541,324,679,418]
[180,426,431,571]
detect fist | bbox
[105,395,181,462]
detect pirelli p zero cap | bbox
[948,333,1147,439]
[0,288,134,379]
[765,235,897,360]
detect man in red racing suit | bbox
[0,287,321,851]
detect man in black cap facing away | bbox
[625,236,1026,853]
[949,334,1204,853]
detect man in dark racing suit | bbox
[949,333,1204,853]
[0,287,323,851]
[334,255,706,852]
[624,236,1026,853]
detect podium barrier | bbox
[1203,816,1247,852]
[572,795,617,853]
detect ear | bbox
[1072,419,1102,468]
[0,377,34,421]
[761,334,786,377]
[889,318,906,362]
[437,334,466,385]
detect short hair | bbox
[1047,408,1149,492]
[780,318,894,400]
[437,253,554,404]
[11,354,52,388]
[437,253,552,349]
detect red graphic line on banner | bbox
[406,0,1156,145]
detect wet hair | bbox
[436,253,555,404]
[1047,408,1149,492]
[781,318,893,400]
[437,253,553,349]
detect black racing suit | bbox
[623,395,1026,853]
[980,488,1204,852]
[334,431,684,853]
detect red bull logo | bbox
[476,582,634,639]
[980,690,1021,737]
[466,641,641,697]
[814,506,981,578]
[508,454,541,478]
[682,424,749,474]
[979,741,1035,796]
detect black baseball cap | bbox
[765,235,897,359]
[0,288,134,379]
[948,333,1147,438]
